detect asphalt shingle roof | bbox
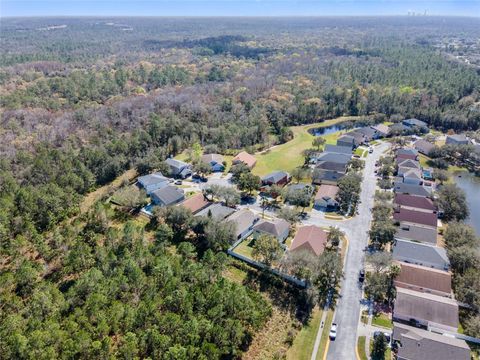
[393,239,449,270]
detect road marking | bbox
[323,338,330,360]
[354,337,361,360]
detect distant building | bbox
[290,225,328,256]
[232,151,257,168]
[393,239,449,270]
[137,172,169,194]
[371,124,390,137]
[201,153,225,172]
[314,184,339,210]
[315,152,352,165]
[315,161,348,173]
[355,127,377,141]
[336,135,356,149]
[393,323,470,360]
[165,158,192,179]
[151,185,185,207]
[403,118,428,130]
[323,144,353,155]
[261,171,290,186]
[393,288,458,332]
[312,169,345,185]
[446,134,469,145]
[414,139,435,156]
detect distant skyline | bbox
[1,0,479,17]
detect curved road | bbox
[305,142,390,360]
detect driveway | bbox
[325,141,390,360]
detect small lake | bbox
[308,124,347,136]
[454,171,480,236]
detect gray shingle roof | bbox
[393,239,449,270]
[137,172,168,187]
[403,118,428,128]
[316,161,348,173]
[312,169,345,184]
[151,185,184,205]
[414,139,435,155]
[394,183,432,197]
[395,224,438,245]
[253,218,290,238]
[195,203,235,220]
[165,158,189,172]
[225,209,259,238]
[324,144,352,155]
[262,171,289,184]
[316,152,351,164]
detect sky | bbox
[1,0,479,17]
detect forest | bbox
[1,17,480,358]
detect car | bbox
[373,331,391,346]
[175,180,183,185]
[192,174,201,180]
[329,323,338,340]
[368,147,374,154]
[359,269,365,282]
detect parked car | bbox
[175,180,183,185]
[373,331,391,346]
[359,269,365,283]
[368,147,374,154]
[329,323,338,340]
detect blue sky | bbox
[1,0,479,17]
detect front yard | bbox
[372,312,393,329]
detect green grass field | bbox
[357,336,368,360]
[233,237,255,258]
[286,307,323,360]
[252,117,358,177]
[372,313,392,329]
[316,310,334,360]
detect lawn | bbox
[316,310,334,360]
[286,307,323,360]
[223,265,248,285]
[252,117,358,177]
[233,237,256,259]
[357,336,368,360]
[372,313,392,329]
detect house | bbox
[397,158,421,171]
[314,184,339,210]
[393,208,437,229]
[347,131,367,146]
[232,151,256,169]
[414,139,435,156]
[165,158,192,179]
[312,169,345,185]
[356,127,377,141]
[262,171,290,186]
[394,183,432,197]
[403,118,428,130]
[402,168,423,185]
[371,124,390,137]
[289,225,328,256]
[178,193,210,214]
[151,185,185,207]
[323,144,353,155]
[393,288,459,332]
[336,134,356,149]
[397,148,419,160]
[389,123,409,135]
[252,218,290,243]
[393,239,449,270]
[394,194,436,213]
[392,323,470,360]
[201,154,225,172]
[394,262,452,298]
[315,161,348,173]
[195,203,235,220]
[446,134,469,146]
[315,152,351,165]
[225,209,259,240]
[395,224,438,245]
[137,172,169,194]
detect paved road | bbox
[324,142,390,360]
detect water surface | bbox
[454,171,480,236]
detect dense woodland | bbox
[1,17,480,358]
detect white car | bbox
[329,323,338,340]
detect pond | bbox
[308,124,347,136]
[454,171,480,236]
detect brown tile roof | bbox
[178,193,210,214]
[393,208,437,227]
[394,194,436,212]
[315,184,339,201]
[396,153,418,161]
[395,262,452,297]
[290,225,328,256]
[232,151,257,168]
[394,288,458,329]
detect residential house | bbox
[393,288,459,332]
[394,183,432,197]
[262,171,290,186]
[252,218,290,243]
[315,161,348,173]
[165,158,192,179]
[397,148,419,161]
[312,169,345,185]
[397,159,421,176]
[324,144,353,155]
[393,208,437,229]
[394,262,452,298]
[393,239,449,270]
[314,184,339,210]
[201,154,225,172]
[232,151,256,169]
[394,194,436,213]
[336,134,356,149]
[389,123,409,135]
[392,323,470,360]
[371,124,390,138]
[356,127,377,141]
[402,118,428,130]
[402,168,423,185]
[137,172,169,195]
[151,185,185,207]
[315,152,351,165]
[289,225,328,256]
[395,224,438,245]
[225,209,259,240]
[178,193,210,214]
[414,139,435,156]
[446,134,469,146]
[195,203,235,220]
[347,131,367,146]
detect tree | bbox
[204,220,236,251]
[327,226,344,248]
[371,333,387,360]
[336,172,362,215]
[348,158,364,171]
[369,221,396,249]
[193,160,212,178]
[312,137,326,150]
[238,172,261,195]
[112,186,147,210]
[436,184,469,222]
[252,234,283,266]
[432,168,449,184]
[315,251,343,307]
[283,187,312,213]
[290,167,309,183]
[455,269,480,311]
[443,222,479,249]
[158,206,192,241]
[230,163,250,182]
[277,206,298,224]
